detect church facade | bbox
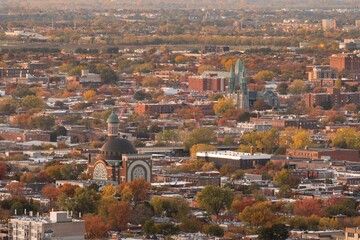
[87,112,152,184]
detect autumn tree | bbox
[231,198,255,213]
[83,90,97,101]
[0,162,8,180]
[5,182,25,196]
[273,169,300,188]
[291,129,313,148]
[22,95,45,110]
[294,199,325,217]
[253,70,275,83]
[84,214,110,239]
[240,201,278,229]
[189,144,216,158]
[213,98,234,116]
[196,185,234,215]
[107,201,132,231]
[150,196,190,219]
[42,184,60,208]
[141,76,163,88]
[120,178,151,203]
[331,128,360,150]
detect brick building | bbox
[134,103,182,115]
[250,116,318,130]
[305,87,360,108]
[330,53,360,78]
[286,147,360,162]
[188,74,228,92]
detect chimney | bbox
[250,146,254,155]
[88,153,91,164]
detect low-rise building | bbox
[8,211,84,240]
[196,151,271,169]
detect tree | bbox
[0,162,8,180]
[288,80,308,94]
[150,196,190,219]
[0,98,18,114]
[84,214,109,239]
[294,199,325,217]
[183,127,216,150]
[203,224,224,237]
[213,98,234,116]
[29,116,55,130]
[22,95,45,109]
[142,76,163,88]
[253,99,271,111]
[5,182,24,196]
[130,202,154,225]
[42,185,60,208]
[240,201,278,229]
[133,90,151,101]
[54,126,68,136]
[258,223,289,240]
[100,67,118,84]
[331,128,360,150]
[179,217,203,233]
[107,201,132,231]
[273,169,300,188]
[292,129,313,148]
[121,178,151,203]
[196,185,234,215]
[189,144,216,158]
[83,90,97,100]
[276,82,288,95]
[231,198,255,213]
[253,70,275,82]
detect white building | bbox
[8,211,84,240]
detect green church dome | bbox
[107,112,119,124]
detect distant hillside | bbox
[2,0,359,10]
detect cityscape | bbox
[0,1,360,240]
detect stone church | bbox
[87,112,152,184]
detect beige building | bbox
[343,228,360,240]
[8,211,84,240]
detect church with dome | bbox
[87,112,152,184]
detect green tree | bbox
[22,95,45,109]
[184,127,216,150]
[203,224,224,237]
[100,67,118,84]
[288,80,308,94]
[29,116,55,130]
[133,91,151,101]
[196,185,234,215]
[258,223,289,240]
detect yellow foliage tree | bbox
[291,129,313,149]
[83,89,97,101]
[190,144,217,158]
[213,98,234,116]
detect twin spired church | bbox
[87,112,152,184]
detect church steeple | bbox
[107,111,119,139]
